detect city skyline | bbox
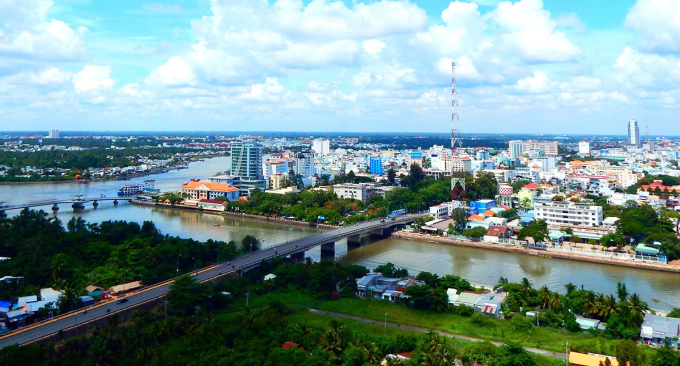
[0,0,678,133]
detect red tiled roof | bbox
[482,209,496,216]
[198,199,227,205]
[282,342,299,350]
[486,225,510,237]
[468,214,485,221]
[523,183,540,189]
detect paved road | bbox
[0,215,419,349]
[307,309,567,360]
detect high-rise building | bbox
[294,150,315,177]
[578,141,590,156]
[230,142,265,194]
[522,140,558,156]
[628,119,640,146]
[312,138,330,155]
[369,156,383,175]
[509,140,523,161]
[48,129,59,139]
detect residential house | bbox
[198,199,227,212]
[640,314,680,349]
[483,226,513,243]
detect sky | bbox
[0,0,678,134]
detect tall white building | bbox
[534,202,603,227]
[509,140,523,161]
[312,138,330,155]
[628,120,640,146]
[578,141,590,156]
[48,129,59,139]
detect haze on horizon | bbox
[0,0,678,135]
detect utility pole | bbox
[384,312,388,337]
[176,254,181,277]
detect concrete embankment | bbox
[392,231,680,274]
[131,199,336,229]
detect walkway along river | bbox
[2,156,680,310]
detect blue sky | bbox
[0,0,678,134]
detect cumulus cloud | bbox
[146,57,197,86]
[625,0,680,53]
[611,47,680,90]
[0,0,87,61]
[363,39,385,55]
[72,65,115,93]
[491,0,581,62]
[515,71,556,94]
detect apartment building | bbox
[534,201,603,226]
[333,183,394,203]
[588,165,638,188]
[523,140,559,156]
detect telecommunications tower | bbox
[450,61,466,200]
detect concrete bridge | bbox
[0,197,132,217]
[0,214,421,348]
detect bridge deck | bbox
[0,215,420,348]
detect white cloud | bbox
[236,77,288,102]
[611,47,680,90]
[363,39,385,55]
[515,71,556,94]
[146,57,197,86]
[72,65,115,93]
[30,68,72,85]
[0,0,87,61]
[625,0,680,53]
[491,0,581,62]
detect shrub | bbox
[456,305,475,317]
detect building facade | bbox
[509,140,523,161]
[48,129,59,139]
[369,156,383,175]
[534,201,603,226]
[312,138,330,155]
[522,140,559,156]
[333,183,393,203]
[578,141,590,156]
[629,119,640,146]
[181,181,240,201]
[230,142,266,194]
[294,150,315,177]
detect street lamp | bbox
[177,254,181,276]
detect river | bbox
[1,157,679,310]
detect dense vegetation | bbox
[1,258,675,366]
[0,210,255,306]
[221,166,500,225]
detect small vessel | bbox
[78,180,88,184]
[118,180,158,196]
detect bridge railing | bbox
[0,216,419,341]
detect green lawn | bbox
[314,297,617,354]
[290,309,565,366]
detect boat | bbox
[78,180,88,184]
[118,180,158,196]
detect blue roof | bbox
[519,219,533,223]
[519,213,534,218]
[0,300,11,309]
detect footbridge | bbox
[0,214,421,348]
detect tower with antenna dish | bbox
[450,61,466,200]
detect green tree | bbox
[652,346,680,366]
[616,339,641,366]
[451,208,469,234]
[166,275,210,315]
[241,235,260,253]
[497,342,536,366]
[387,168,396,185]
[462,227,487,240]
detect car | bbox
[116,298,129,304]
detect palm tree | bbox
[422,344,452,366]
[538,286,551,309]
[628,293,648,325]
[520,277,533,299]
[585,291,598,317]
[598,294,618,319]
[564,283,577,295]
[323,320,346,355]
[549,292,562,311]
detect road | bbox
[0,215,419,349]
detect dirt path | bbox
[308,308,567,360]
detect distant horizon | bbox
[2,130,676,140]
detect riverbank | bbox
[393,231,680,274]
[132,199,337,229]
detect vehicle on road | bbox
[116,298,129,304]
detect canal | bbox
[2,156,679,310]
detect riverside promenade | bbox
[393,231,680,274]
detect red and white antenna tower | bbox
[450,61,465,200]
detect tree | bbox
[652,346,679,366]
[517,220,549,243]
[241,235,260,253]
[616,340,641,366]
[166,275,210,315]
[387,168,396,185]
[497,342,536,366]
[462,227,487,240]
[616,282,628,302]
[451,208,469,234]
